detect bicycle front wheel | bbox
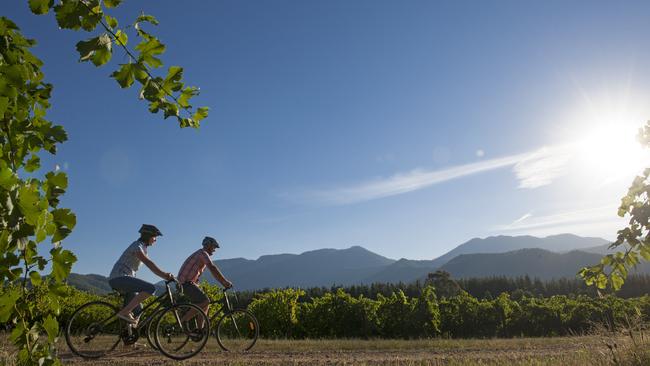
[154,303,210,360]
[145,308,166,351]
[215,308,259,352]
[64,301,122,359]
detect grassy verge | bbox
[1,332,648,365]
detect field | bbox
[2,334,644,366]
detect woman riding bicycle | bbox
[108,224,175,325]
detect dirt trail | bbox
[58,337,605,365]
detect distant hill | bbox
[429,234,610,268]
[201,234,614,290]
[67,234,628,292]
[66,273,111,294]
[362,258,437,284]
[65,273,169,295]
[578,243,628,256]
[439,248,650,279]
[361,234,611,284]
[208,245,395,289]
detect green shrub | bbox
[410,285,441,337]
[298,289,379,338]
[11,281,650,340]
[248,288,304,338]
[376,290,416,338]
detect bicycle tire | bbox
[64,301,122,359]
[154,303,210,360]
[215,308,259,352]
[145,307,166,351]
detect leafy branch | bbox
[580,122,650,291]
[31,0,209,128]
[1,15,77,365]
[1,0,213,363]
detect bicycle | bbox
[64,278,210,360]
[205,287,259,352]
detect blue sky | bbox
[5,0,650,283]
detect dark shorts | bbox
[108,276,156,316]
[109,276,156,295]
[182,282,209,304]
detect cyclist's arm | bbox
[135,250,172,280]
[206,262,231,288]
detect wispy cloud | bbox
[294,147,572,205]
[494,205,621,233]
[514,145,573,188]
[512,212,533,225]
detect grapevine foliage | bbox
[580,122,650,291]
[1,1,210,364]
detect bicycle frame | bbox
[205,288,259,352]
[130,280,178,329]
[207,288,235,319]
[66,279,208,359]
[103,279,181,345]
[207,289,248,336]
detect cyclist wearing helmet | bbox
[108,224,174,325]
[178,236,232,321]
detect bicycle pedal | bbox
[122,335,138,346]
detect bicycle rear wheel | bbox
[215,308,259,352]
[65,301,122,359]
[154,303,209,360]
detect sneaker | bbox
[122,334,138,346]
[188,328,207,342]
[125,341,147,349]
[117,312,138,325]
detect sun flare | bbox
[573,124,646,182]
[558,90,650,185]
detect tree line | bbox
[228,271,650,306]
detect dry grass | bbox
[1,330,648,365]
[588,315,650,366]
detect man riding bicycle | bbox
[108,224,175,325]
[178,236,233,323]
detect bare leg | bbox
[181,301,209,329]
[119,292,151,316]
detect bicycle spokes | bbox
[154,303,209,360]
[65,301,122,359]
[215,309,259,352]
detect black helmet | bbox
[202,236,219,248]
[139,224,163,237]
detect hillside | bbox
[362,258,437,284]
[65,273,112,294]
[440,248,650,279]
[66,234,625,292]
[429,234,610,268]
[209,245,395,289]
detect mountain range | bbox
[66,234,647,293]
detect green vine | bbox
[1,1,211,364]
[580,122,650,292]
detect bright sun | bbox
[574,124,646,182]
[566,96,650,185]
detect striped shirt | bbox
[178,249,212,284]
